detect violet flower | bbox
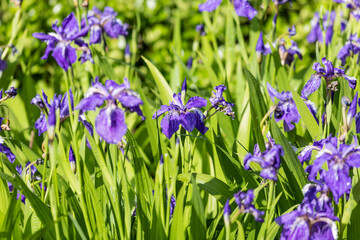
[244,133,284,181]
[33,12,90,71]
[301,57,357,99]
[298,135,337,163]
[199,0,257,21]
[209,85,235,119]
[305,136,360,203]
[8,165,25,203]
[83,6,129,45]
[69,146,76,173]
[32,90,74,136]
[152,79,208,139]
[337,33,360,65]
[276,183,338,239]
[76,77,144,144]
[307,11,336,45]
[256,32,272,61]
[234,190,264,222]
[267,83,300,132]
[5,87,17,98]
[278,38,302,66]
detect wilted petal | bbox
[95,107,127,144]
[199,0,222,12]
[160,111,180,139]
[301,74,322,99]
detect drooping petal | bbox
[343,75,357,89]
[51,43,77,71]
[35,113,48,136]
[89,25,102,44]
[301,74,322,99]
[0,143,16,163]
[75,94,105,112]
[152,105,172,119]
[346,152,360,168]
[233,0,258,20]
[160,111,180,139]
[32,32,58,41]
[199,0,222,12]
[179,112,197,132]
[194,109,208,134]
[95,106,127,144]
[337,43,352,65]
[118,95,144,108]
[324,162,351,204]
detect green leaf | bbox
[290,87,319,140]
[178,173,232,204]
[190,176,206,239]
[270,118,307,200]
[142,56,174,104]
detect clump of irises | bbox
[276,183,338,239]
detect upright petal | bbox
[62,12,80,39]
[95,106,127,144]
[185,96,207,109]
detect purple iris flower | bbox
[209,85,235,119]
[32,90,74,136]
[152,79,208,139]
[33,12,90,71]
[74,39,94,64]
[256,32,272,57]
[276,183,338,240]
[83,7,129,45]
[298,135,337,163]
[76,77,144,144]
[278,38,302,66]
[337,33,360,65]
[234,190,264,222]
[244,133,284,181]
[186,57,193,69]
[199,0,257,21]
[267,83,301,132]
[301,57,357,99]
[305,136,360,203]
[170,195,176,217]
[307,11,335,45]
